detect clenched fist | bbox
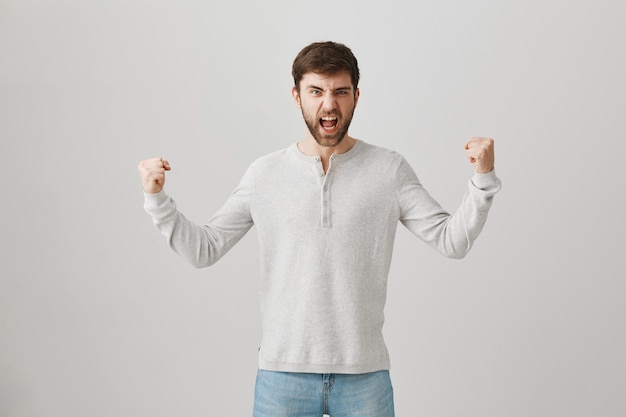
[465,137,495,174]
[138,158,171,194]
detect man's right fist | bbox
[138,158,171,194]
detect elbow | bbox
[445,250,469,260]
[439,240,472,259]
[187,251,219,269]
[171,245,219,269]
[190,259,212,269]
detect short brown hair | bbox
[292,41,360,92]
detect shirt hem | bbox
[258,358,391,374]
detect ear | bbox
[354,88,360,107]
[292,86,301,108]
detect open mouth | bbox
[320,116,338,131]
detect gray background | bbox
[1,0,624,416]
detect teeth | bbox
[321,116,337,121]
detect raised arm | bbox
[397,138,501,259]
[138,158,254,268]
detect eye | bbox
[310,89,322,96]
[335,90,349,96]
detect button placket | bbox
[322,183,330,224]
[311,155,337,228]
[320,156,335,228]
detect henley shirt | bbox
[143,140,501,374]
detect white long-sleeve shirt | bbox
[143,140,501,374]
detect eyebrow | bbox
[306,85,353,93]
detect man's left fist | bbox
[465,137,495,174]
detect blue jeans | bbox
[253,369,395,417]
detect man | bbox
[138,41,500,417]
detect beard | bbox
[301,106,355,148]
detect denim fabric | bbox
[253,369,395,417]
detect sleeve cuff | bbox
[471,169,501,191]
[143,189,171,212]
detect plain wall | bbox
[1,0,624,416]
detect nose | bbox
[321,94,337,111]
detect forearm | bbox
[434,170,501,258]
[143,191,250,267]
[399,166,501,259]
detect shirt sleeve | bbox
[143,165,255,267]
[395,157,501,258]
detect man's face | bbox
[292,71,359,147]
